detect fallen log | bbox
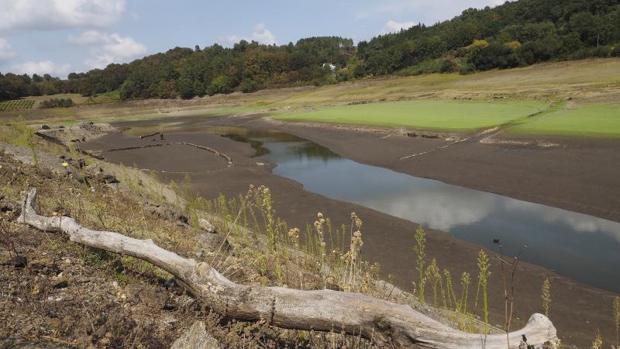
[106,142,233,166]
[180,142,233,165]
[140,132,162,139]
[107,143,170,152]
[18,188,557,348]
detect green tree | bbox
[177,77,195,99]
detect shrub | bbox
[469,42,520,70]
[239,79,259,93]
[39,98,75,109]
[459,63,476,75]
[439,59,458,73]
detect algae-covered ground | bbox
[274,100,548,131]
[510,103,620,137]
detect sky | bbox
[0,0,506,77]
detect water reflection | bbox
[363,185,499,231]
[231,131,620,292]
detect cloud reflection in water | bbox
[241,134,620,292]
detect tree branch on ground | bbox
[18,188,558,349]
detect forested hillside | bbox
[358,0,620,75]
[1,0,619,102]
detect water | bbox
[221,128,620,292]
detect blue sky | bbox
[0,0,504,77]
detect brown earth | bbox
[0,154,199,349]
[83,118,620,348]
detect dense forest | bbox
[357,0,620,75]
[1,0,619,102]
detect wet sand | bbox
[84,119,620,348]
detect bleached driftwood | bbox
[18,188,557,348]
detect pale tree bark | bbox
[18,188,557,349]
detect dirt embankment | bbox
[1,135,375,348]
[82,120,619,348]
[0,153,198,348]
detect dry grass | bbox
[0,147,383,348]
[542,278,552,317]
[0,121,392,347]
[0,119,496,341]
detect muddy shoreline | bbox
[83,118,619,348]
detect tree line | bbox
[357,0,620,75]
[1,0,619,102]
[0,73,64,102]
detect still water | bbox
[221,128,620,292]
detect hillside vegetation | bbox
[1,0,619,102]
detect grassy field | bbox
[275,100,548,131]
[510,103,620,137]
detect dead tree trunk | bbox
[18,188,557,349]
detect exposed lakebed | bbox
[100,121,620,293]
[223,127,620,293]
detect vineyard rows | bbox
[0,99,35,112]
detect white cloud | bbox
[251,24,276,45]
[222,23,277,46]
[364,186,498,231]
[68,30,109,45]
[0,0,125,32]
[382,20,416,34]
[504,200,620,243]
[0,38,16,61]
[377,0,507,15]
[11,60,71,76]
[69,30,147,69]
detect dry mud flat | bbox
[84,121,619,348]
